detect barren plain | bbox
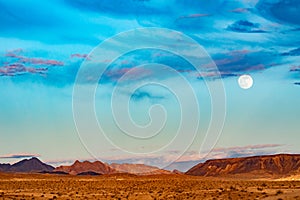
[0,173,300,200]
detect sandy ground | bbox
[0,173,300,199]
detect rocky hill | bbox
[54,160,116,175]
[0,157,54,173]
[186,154,300,177]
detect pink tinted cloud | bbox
[4,49,64,66]
[228,49,250,56]
[7,48,23,54]
[105,67,153,82]
[0,64,25,76]
[25,67,48,74]
[290,65,300,72]
[121,60,129,65]
[213,144,283,152]
[5,52,23,59]
[102,59,112,63]
[1,49,64,76]
[179,13,211,19]
[5,49,24,58]
[246,64,265,71]
[19,58,64,66]
[71,53,91,60]
[202,50,250,69]
[229,8,249,13]
[0,64,48,76]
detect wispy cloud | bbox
[1,49,64,77]
[163,144,286,163]
[0,153,40,159]
[290,65,300,72]
[229,8,250,13]
[178,13,211,19]
[131,90,165,101]
[35,144,288,170]
[71,53,90,60]
[281,47,300,56]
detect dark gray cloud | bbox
[227,20,266,33]
[281,47,300,56]
[211,50,279,74]
[131,91,164,101]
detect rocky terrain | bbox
[0,157,54,173]
[54,160,116,175]
[186,154,300,177]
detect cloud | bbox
[290,65,300,72]
[281,47,300,56]
[212,144,283,152]
[178,13,211,19]
[71,53,90,60]
[0,0,298,87]
[1,49,64,77]
[131,90,165,101]
[256,0,300,25]
[95,143,286,170]
[18,58,64,66]
[162,144,286,164]
[207,50,278,75]
[229,8,250,13]
[37,144,287,170]
[0,153,40,159]
[227,20,267,33]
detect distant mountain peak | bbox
[54,159,116,175]
[0,157,54,173]
[54,161,173,175]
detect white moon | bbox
[238,75,253,89]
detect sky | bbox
[0,0,300,171]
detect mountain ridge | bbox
[1,154,300,178]
[0,157,54,173]
[54,160,116,175]
[186,154,300,177]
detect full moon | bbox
[238,75,253,89]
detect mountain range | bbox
[186,154,300,177]
[54,160,116,175]
[1,154,300,178]
[54,161,173,175]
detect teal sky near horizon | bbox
[0,0,300,168]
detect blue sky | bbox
[0,0,300,170]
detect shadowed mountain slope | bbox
[54,160,116,175]
[0,157,54,173]
[186,154,300,177]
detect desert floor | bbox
[0,173,300,199]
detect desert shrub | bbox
[276,190,283,195]
[257,187,263,191]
